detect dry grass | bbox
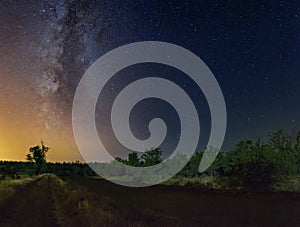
[0,175,299,226]
[272,176,300,192]
[50,175,180,226]
[162,175,224,189]
[0,177,37,203]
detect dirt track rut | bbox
[0,175,59,227]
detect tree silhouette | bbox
[126,152,140,167]
[141,148,162,167]
[116,148,163,167]
[26,141,49,175]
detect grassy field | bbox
[0,175,299,226]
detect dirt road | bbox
[0,175,178,226]
[0,175,59,227]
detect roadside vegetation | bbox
[0,178,34,203]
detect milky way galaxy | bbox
[0,0,300,161]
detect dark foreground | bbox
[0,175,299,226]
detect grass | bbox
[163,175,300,193]
[0,174,300,226]
[0,177,37,203]
[0,174,180,226]
[52,175,179,226]
[163,175,220,187]
[272,175,300,192]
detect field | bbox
[0,175,299,226]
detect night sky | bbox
[0,0,300,161]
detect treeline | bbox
[1,130,300,188]
[0,161,96,179]
[110,130,300,188]
[178,130,300,188]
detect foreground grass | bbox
[272,175,300,192]
[0,174,180,226]
[0,175,299,226]
[0,177,38,203]
[53,175,180,226]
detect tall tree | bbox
[26,141,49,175]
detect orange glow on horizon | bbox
[0,68,84,162]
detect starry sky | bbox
[0,0,299,161]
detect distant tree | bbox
[177,152,203,177]
[126,152,141,167]
[26,141,49,175]
[115,157,124,163]
[268,130,292,152]
[0,166,19,180]
[141,148,162,167]
[268,130,298,175]
[116,149,163,167]
[209,131,300,189]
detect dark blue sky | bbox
[98,0,300,152]
[126,0,300,149]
